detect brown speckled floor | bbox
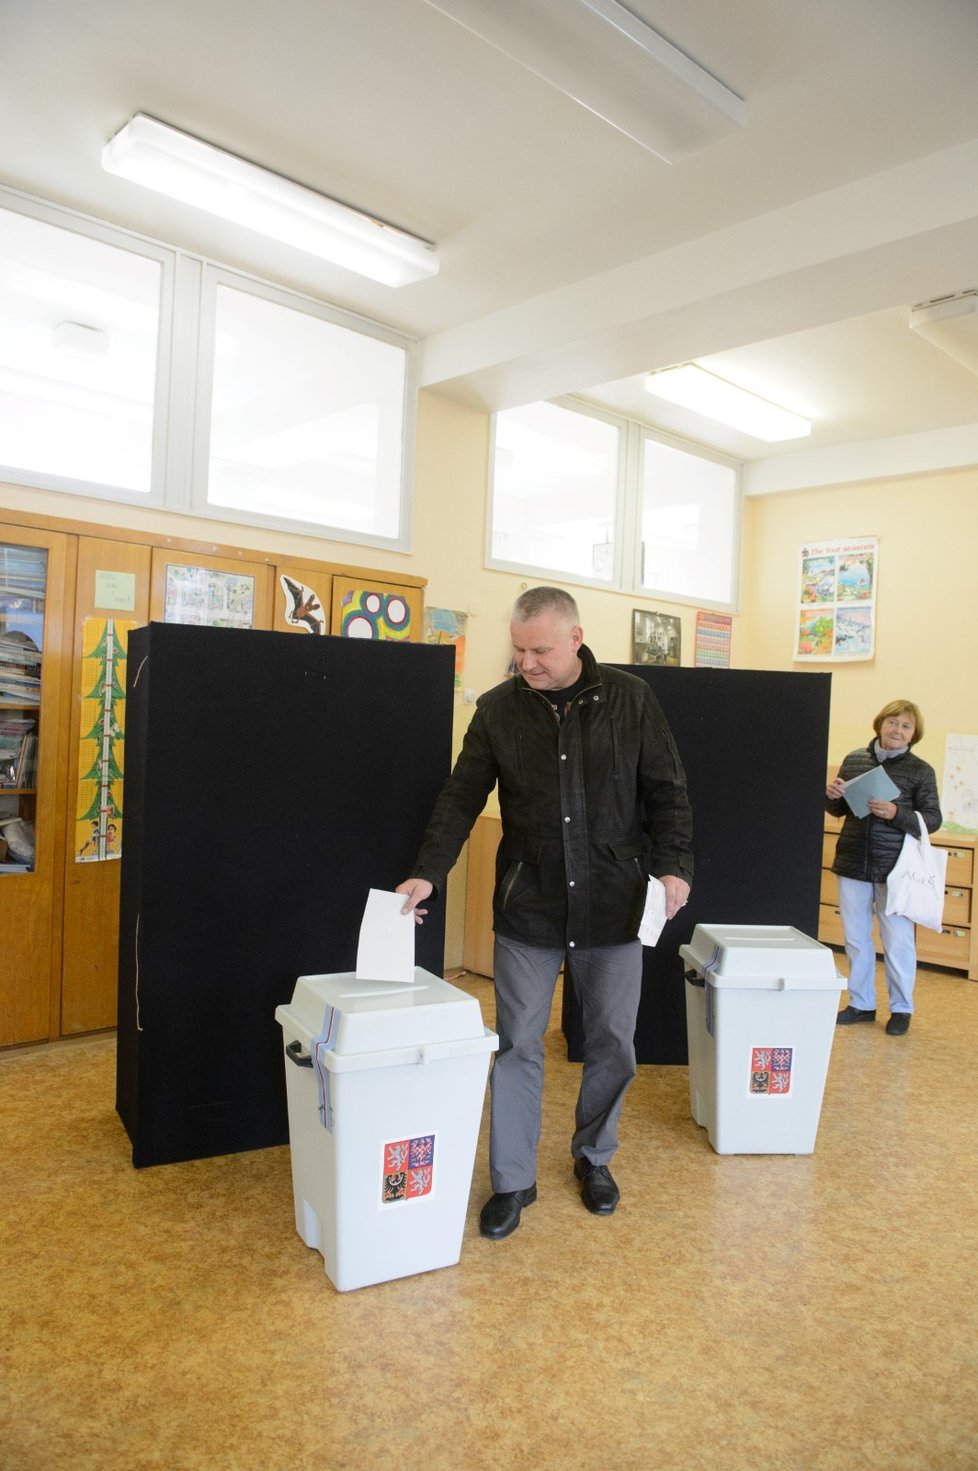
[2,961,977,1471]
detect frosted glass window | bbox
[490,402,619,581]
[641,437,737,604]
[205,284,407,540]
[0,207,160,493]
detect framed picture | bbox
[632,609,681,666]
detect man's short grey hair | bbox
[510,586,580,625]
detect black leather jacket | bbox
[826,742,941,883]
[410,644,693,949]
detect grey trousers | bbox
[489,933,643,1192]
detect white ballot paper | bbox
[638,875,668,947]
[355,888,416,983]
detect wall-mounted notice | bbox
[94,569,136,612]
[795,536,878,662]
[942,734,978,835]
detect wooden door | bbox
[60,538,152,1034]
[0,524,72,1045]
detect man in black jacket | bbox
[397,587,693,1240]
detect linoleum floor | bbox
[2,960,977,1471]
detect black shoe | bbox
[886,1013,911,1035]
[479,1186,537,1240]
[836,1005,877,1025]
[573,1158,620,1215]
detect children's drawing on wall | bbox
[334,581,413,641]
[164,564,255,629]
[423,608,467,689]
[795,536,878,661]
[280,575,326,634]
[941,734,978,835]
[75,618,135,862]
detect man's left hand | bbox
[661,875,691,920]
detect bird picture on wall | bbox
[280,575,326,634]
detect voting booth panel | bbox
[562,668,832,1065]
[116,624,455,1168]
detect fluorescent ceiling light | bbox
[421,0,745,163]
[645,364,812,442]
[909,290,978,376]
[102,114,439,288]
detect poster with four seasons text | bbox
[795,536,878,662]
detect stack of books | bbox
[0,717,37,788]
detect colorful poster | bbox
[75,618,135,863]
[163,564,255,628]
[337,586,412,641]
[941,734,978,835]
[694,610,732,668]
[423,607,467,688]
[795,536,877,661]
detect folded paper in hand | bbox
[638,875,668,947]
[841,765,900,818]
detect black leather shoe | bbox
[479,1186,537,1240]
[836,1006,876,1025]
[573,1158,620,1215]
[886,1013,911,1035]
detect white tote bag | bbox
[884,812,948,932]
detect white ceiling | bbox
[2,0,978,490]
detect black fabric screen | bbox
[562,667,832,1064]
[117,624,455,1167]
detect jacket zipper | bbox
[499,860,524,909]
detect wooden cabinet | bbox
[0,525,72,1045]
[819,813,978,980]
[0,506,427,1047]
[462,813,500,978]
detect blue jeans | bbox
[489,934,643,1192]
[837,876,917,1014]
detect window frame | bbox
[0,186,419,553]
[487,394,742,612]
[0,187,176,510]
[485,395,629,590]
[635,422,743,613]
[191,266,417,552]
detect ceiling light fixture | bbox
[645,364,812,442]
[421,0,746,162]
[101,114,439,288]
[909,290,978,376]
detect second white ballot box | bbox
[679,924,844,1155]
[275,968,498,1292]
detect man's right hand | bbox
[396,878,433,925]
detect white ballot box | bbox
[679,924,844,1155]
[275,968,498,1291]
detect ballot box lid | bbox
[679,924,843,990]
[275,967,487,1054]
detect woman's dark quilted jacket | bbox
[826,741,941,884]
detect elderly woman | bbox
[825,699,941,1035]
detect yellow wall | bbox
[740,467,978,783]
[6,390,973,965]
